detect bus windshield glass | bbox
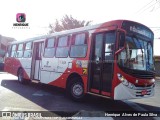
[118,35,154,71]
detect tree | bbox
[49,15,92,33]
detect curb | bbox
[155,77,160,82]
[0,72,8,74]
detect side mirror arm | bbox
[115,47,125,55]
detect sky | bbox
[0,0,160,55]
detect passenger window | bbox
[12,45,17,51]
[18,44,23,51]
[104,32,116,60]
[46,38,55,48]
[56,36,69,57]
[44,38,55,58]
[94,34,103,60]
[23,51,32,58]
[11,45,17,57]
[17,43,24,58]
[75,33,86,45]
[70,33,87,58]
[6,45,11,57]
[23,42,32,58]
[58,36,68,47]
[25,42,32,50]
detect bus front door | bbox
[89,32,115,96]
[31,42,44,80]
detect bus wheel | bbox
[68,78,85,102]
[18,69,25,84]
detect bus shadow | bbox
[1,79,160,113]
[135,103,160,111]
[1,79,67,109]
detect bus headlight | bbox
[128,82,135,89]
[117,73,125,81]
[117,73,135,89]
[152,78,155,83]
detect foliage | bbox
[49,15,92,33]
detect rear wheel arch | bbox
[66,73,83,88]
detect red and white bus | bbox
[4,20,155,101]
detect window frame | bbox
[44,37,56,58]
[45,37,55,48]
[16,43,24,58]
[25,42,32,50]
[57,36,69,47]
[23,42,32,58]
[10,44,17,57]
[6,45,12,57]
[18,43,24,51]
[69,32,88,58]
[55,35,70,58]
[71,32,88,45]
[104,31,116,59]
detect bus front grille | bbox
[134,85,154,97]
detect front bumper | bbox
[114,83,155,100]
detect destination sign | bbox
[122,21,154,40]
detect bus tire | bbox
[17,68,25,84]
[67,78,85,102]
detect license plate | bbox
[141,90,147,95]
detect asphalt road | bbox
[0,72,160,120]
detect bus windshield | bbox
[118,35,154,71]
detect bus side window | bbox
[94,34,103,61]
[44,38,55,58]
[104,32,116,60]
[56,36,69,58]
[70,33,88,58]
[17,43,24,58]
[23,42,32,58]
[6,45,11,57]
[11,44,17,57]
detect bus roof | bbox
[10,20,153,44]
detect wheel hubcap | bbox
[72,84,83,96]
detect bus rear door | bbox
[31,41,44,80]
